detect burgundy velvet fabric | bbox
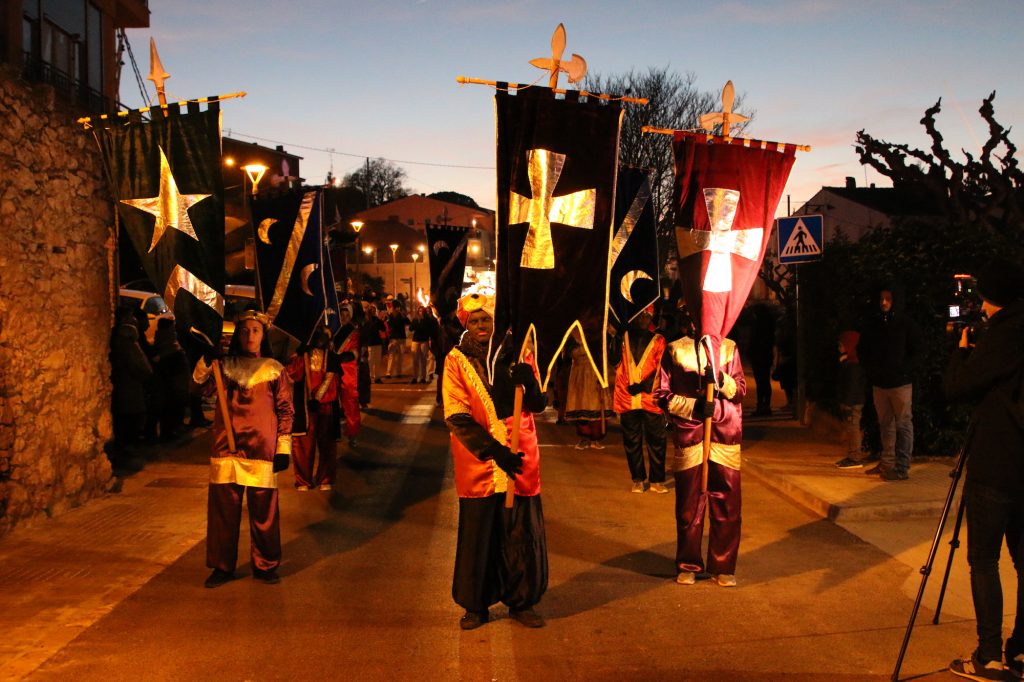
[206,483,281,573]
[674,462,742,575]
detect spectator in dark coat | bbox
[834,330,868,468]
[944,259,1024,679]
[109,305,153,467]
[858,284,922,480]
[359,304,386,384]
[152,318,190,440]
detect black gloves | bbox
[307,400,321,414]
[627,383,644,396]
[272,453,290,473]
[485,442,524,477]
[337,351,356,363]
[202,344,223,364]
[510,362,536,387]
[694,396,715,421]
[296,342,309,355]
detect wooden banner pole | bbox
[456,76,649,106]
[77,91,248,127]
[642,125,812,152]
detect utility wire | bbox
[224,130,494,171]
[121,29,152,108]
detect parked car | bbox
[118,288,173,344]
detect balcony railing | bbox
[20,52,117,115]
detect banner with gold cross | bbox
[672,132,796,359]
[93,103,226,349]
[493,86,623,390]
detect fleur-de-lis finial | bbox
[698,81,750,136]
[529,23,587,90]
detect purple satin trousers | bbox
[674,461,741,575]
[206,483,281,573]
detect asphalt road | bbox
[25,381,971,681]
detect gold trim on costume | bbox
[266,191,315,320]
[666,337,736,373]
[193,356,213,384]
[276,435,292,456]
[445,348,510,493]
[314,372,335,401]
[210,456,277,488]
[220,356,284,389]
[673,442,741,472]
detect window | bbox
[86,3,101,91]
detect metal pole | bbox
[392,250,397,298]
[795,264,806,424]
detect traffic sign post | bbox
[775,214,824,424]
[777,215,823,265]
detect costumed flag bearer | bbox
[653,305,746,587]
[614,305,668,494]
[442,293,548,630]
[333,303,362,446]
[193,310,294,588]
[286,325,344,491]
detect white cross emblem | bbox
[676,188,762,292]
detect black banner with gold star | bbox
[493,86,623,389]
[93,104,225,348]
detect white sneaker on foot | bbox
[676,571,695,585]
[631,481,647,493]
[714,574,737,587]
[649,482,669,494]
[589,441,605,450]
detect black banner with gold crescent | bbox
[426,224,469,319]
[93,104,225,349]
[493,86,623,389]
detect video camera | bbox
[946,273,985,343]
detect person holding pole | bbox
[944,260,1024,681]
[193,310,294,588]
[441,293,548,630]
[654,307,746,587]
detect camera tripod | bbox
[892,434,971,681]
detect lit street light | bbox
[389,243,399,298]
[351,220,364,288]
[411,252,419,299]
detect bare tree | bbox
[585,67,754,239]
[343,158,410,208]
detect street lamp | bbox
[411,252,419,298]
[350,220,364,287]
[242,163,268,196]
[389,243,399,298]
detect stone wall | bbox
[0,65,115,536]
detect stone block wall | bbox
[0,65,115,536]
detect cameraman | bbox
[944,259,1024,680]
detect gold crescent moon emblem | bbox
[258,218,276,245]
[620,270,653,304]
[301,263,318,296]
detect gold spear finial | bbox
[148,37,170,107]
[698,80,750,136]
[529,23,587,90]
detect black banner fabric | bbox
[94,105,225,347]
[609,167,659,328]
[494,87,623,389]
[251,188,335,344]
[425,224,470,319]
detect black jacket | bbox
[944,301,1024,493]
[860,295,922,388]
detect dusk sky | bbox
[123,0,1023,216]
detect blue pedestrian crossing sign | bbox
[776,215,823,264]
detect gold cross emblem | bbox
[509,148,596,270]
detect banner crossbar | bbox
[456,76,648,106]
[77,91,247,128]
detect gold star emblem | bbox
[120,146,211,252]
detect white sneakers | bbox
[675,572,738,587]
